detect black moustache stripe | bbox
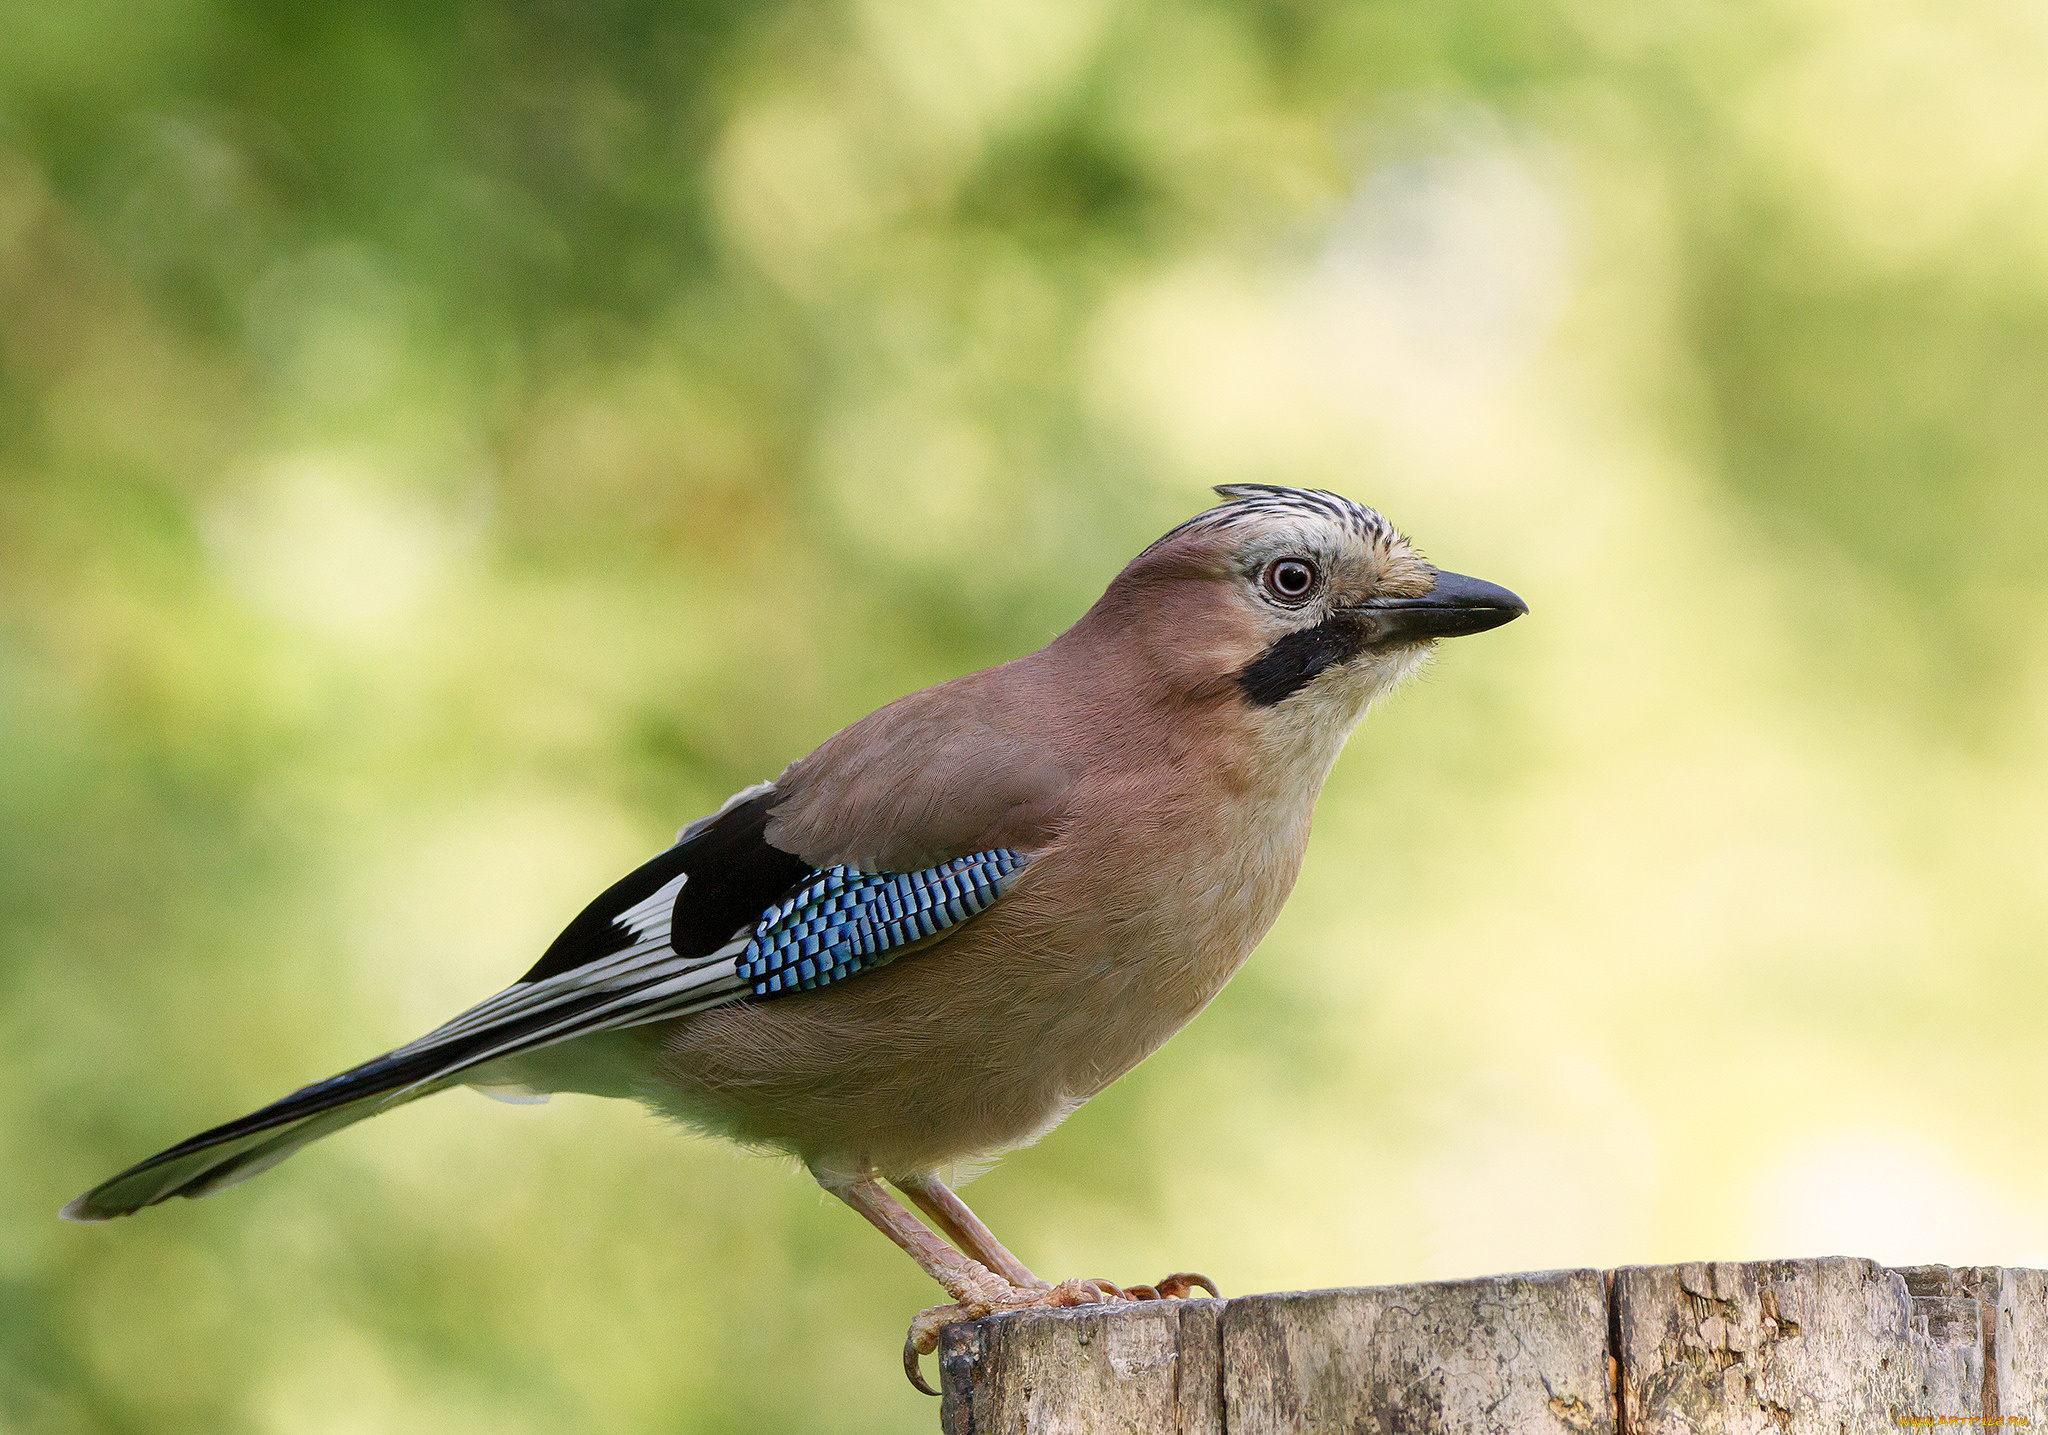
[1235,615,1373,706]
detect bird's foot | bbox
[1114,1271,1221,1302]
[900,1272,1220,1393]
[903,1276,1120,1394]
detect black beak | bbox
[1347,569,1528,643]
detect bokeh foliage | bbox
[6,0,2048,1429]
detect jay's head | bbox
[1081,485,1525,730]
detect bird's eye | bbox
[1260,557,1318,605]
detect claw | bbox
[899,1277,1121,1393]
[904,1328,940,1396]
[895,1276,1217,1393]
[904,1300,976,1396]
[1047,1276,1116,1307]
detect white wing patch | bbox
[328,783,798,1109]
[613,871,688,943]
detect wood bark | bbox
[939,1258,2045,1433]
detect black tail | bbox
[62,1050,446,1221]
[65,802,795,1221]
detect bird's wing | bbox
[64,782,1027,1219]
[764,665,1079,871]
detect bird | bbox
[65,484,1526,1392]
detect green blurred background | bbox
[5,0,2047,1429]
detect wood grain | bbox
[939,1258,2048,1433]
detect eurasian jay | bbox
[65,485,1526,1391]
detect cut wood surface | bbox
[938,1257,2045,1433]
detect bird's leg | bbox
[819,1172,1016,1309]
[888,1174,1221,1306]
[816,1171,1115,1394]
[891,1173,1048,1290]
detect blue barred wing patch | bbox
[738,850,1025,996]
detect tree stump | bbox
[938,1257,2045,1433]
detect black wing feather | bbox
[521,789,809,982]
[65,786,1023,1221]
